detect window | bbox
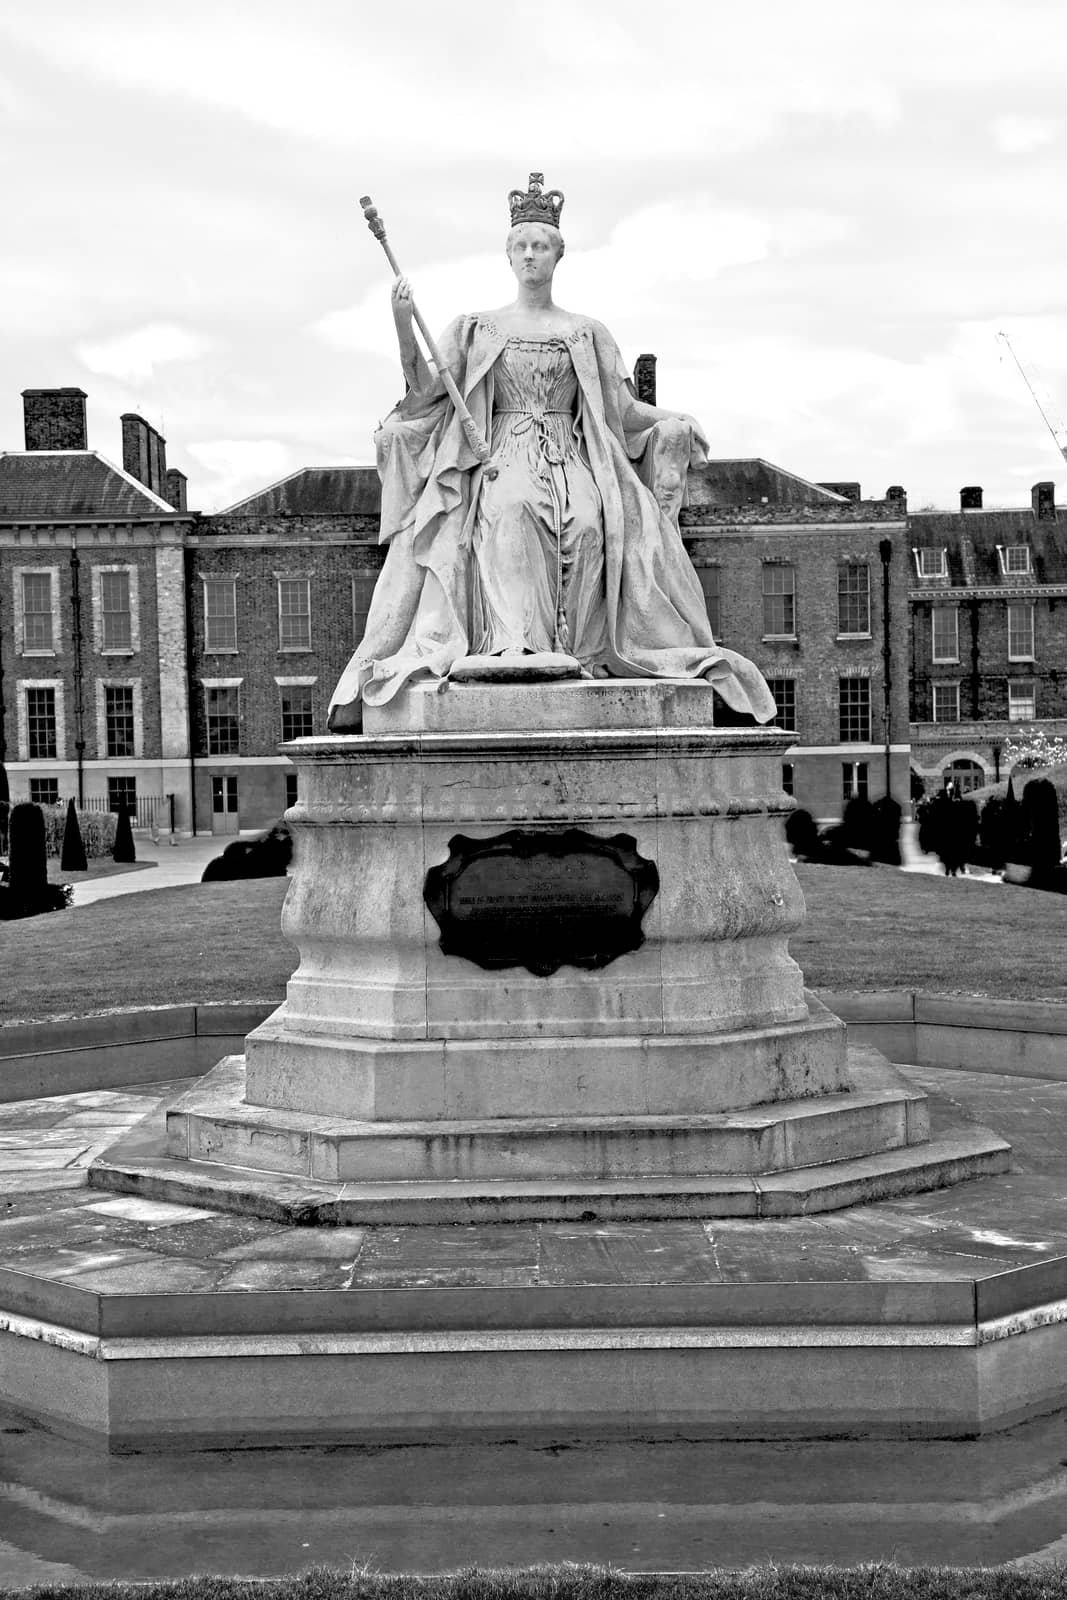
[280,685,314,741]
[838,676,871,743]
[29,777,59,806]
[104,685,136,758]
[931,607,959,663]
[1000,544,1032,576]
[766,677,797,733]
[1007,602,1034,661]
[915,548,947,578]
[204,577,237,651]
[26,686,57,759]
[285,772,299,810]
[842,761,869,803]
[762,564,796,637]
[837,563,870,635]
[352,575,377,645]
[108,776,137,817]
[697,566,721,636]
[21,573,54,651]
[932,683,960,723]
[278,578,311,650]
[1008,681,1036,722]
[781,762,795,797]
[100,570,132,650]
[205,685,240,755]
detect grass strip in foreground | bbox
[5,1565,1066,1600]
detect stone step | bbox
[90,1126,1011,1226]
[169,1057,928,1183]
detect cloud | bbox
[185,438,295,511]
[991,114,1061,155]
[77,323,217,385]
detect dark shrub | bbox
[112,804,136,864]
[1020,777,1062,875]
[784,808,822,861]
[870,796,902,866]
[0,802,70,919]
[201,821,292,882]
[60,797,88,873]
[917,788,978,875]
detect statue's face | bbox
[508,224,559,286]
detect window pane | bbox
[204,578,237,651]
[101,570,132,650]
[29,777,59,806]
[22,572,53,650]
[105,685,136,757]
[26,686,57,759]
[697,567,721,636]
[766,677,797,733]
[781,762,795,797]
[762,565,795,635]
[1004,545,1031,574]
[838,677,871,742]
[932,683,959,723]
[931,607,958,662]
[837,564,870,634]
[352,576,377,646]
[1007,603,1034,660]
[285,772,299,809]
[107,776,137,816]
[918,548,945,577]
[1008,682,1035,721]
[842,761,869,802]
[206,686,240,755]
[278,579,311,649]
[280,686,314,741]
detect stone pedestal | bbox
[115,676,1006,1221]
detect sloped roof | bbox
[223,466,381,516]
[0,451,178,519]
[688,459,849,508]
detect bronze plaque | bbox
[423,828,659,976]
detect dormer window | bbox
[998,544,1032,577]
[913,547,947,579]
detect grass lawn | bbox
[1,865,1065,1027]
[0,1566,1062,1600]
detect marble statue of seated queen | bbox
[328,173,775,726]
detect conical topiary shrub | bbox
[1021,777,1062,875]
[60,797,88,873]
[112,803,136,864]
[8,801,49,905]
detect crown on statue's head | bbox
[508,172,564,231]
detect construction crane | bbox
[996,330,1067,464]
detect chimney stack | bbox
[165,468,188,512]
[22,387,88,450]
[886,485,906,506]
[1032,481,1056,520]
[960,485,983,510]
[634,353,657,407]
[121,413,167,497]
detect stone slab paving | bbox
[0,1066,1064,1300]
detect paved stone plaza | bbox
[0,1059,1066,1580]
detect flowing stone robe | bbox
[328,314,776,723]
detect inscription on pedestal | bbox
[424,828,659,976]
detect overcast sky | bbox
[2,0,1064,513]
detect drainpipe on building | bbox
[183,544,198,836]
[879,537,893,801]
[69,531,86,807]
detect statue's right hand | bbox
[391,275,414,329]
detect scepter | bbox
[360,196,497,478]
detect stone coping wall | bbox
[0,992,1064,1103]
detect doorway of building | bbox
[211,775,239,834]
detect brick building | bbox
[0,389,193,831]
[908,482,1067,794]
